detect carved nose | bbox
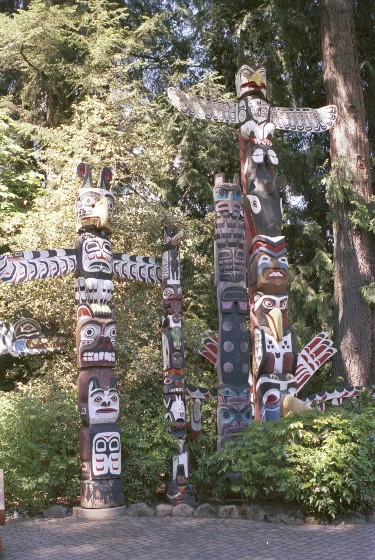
[227,192,234,214]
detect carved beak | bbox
[94,197,109,226]
[266,308,283,341]
[249,71,263,86]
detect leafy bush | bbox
[0,383,80,512]
[119,404,177,504]
[195,394,375,519]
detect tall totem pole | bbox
[75,164,122,508]
[0,163,162,510]
[212,173,252,447]
[168,63,337,422]
[161,227,195,504]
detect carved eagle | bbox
[168,65,337,141]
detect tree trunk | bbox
[320,0,375,386]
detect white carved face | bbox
[82,237,113,274]
[165,394,186,422]
[88,379,119,424]
[76,188,114,231]
[92,432,121,476]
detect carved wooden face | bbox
[81,236,113,276]
[217,400,252,442]
[213,185,243,216]
[250,250,288,295]
[254,292,288,340]
[88,377,119,424]
[76,309,116,368]
[162,368,184,395]
[164,393,187,438]
[92,430,121,477]
[77,369,119,425]
[235,65,267,99]
[76,188,114,232]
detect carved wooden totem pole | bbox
[212,173,252,447]
[161,227,195,505]
[168,63,338,422]
[0,310,65,357]
[75,165,122,508]
[0,163,162,510]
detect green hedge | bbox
[194,393,375,519]
[0,384,80,511]
[1,383,374,519]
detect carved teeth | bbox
[82,351,115,362]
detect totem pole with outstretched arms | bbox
[0,163,162,510]
[168,63,337,422]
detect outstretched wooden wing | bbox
[270,104,337,133]
[295,332,337,392]
[0,249,77,283]
[113,253,161,284]
[167,87,239,124]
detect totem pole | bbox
[0,163,162,509]
[0,310,65,357]
[212,173,252,447]
[168,63,337,422]
[161,227,195,505]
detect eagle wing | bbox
[270,104,337,133]
[0,249,77,283]
[113,253,162,284]
[167,87,239,124]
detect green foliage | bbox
[322,159,375,233]
[119,406,176,503]
[0,382,80,511]
[0,111,42,214]
[195,395,375,519]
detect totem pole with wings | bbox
[169,64,338,422]
[0,163,162,510]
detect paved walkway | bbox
[1,515,374,560]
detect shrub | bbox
[195,393,375,519]
[0,383,80,512]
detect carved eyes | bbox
[261,297,288,310]
[105,325,116,339]
[163,287,174,300]
[93,393,118,404]
[81,195,96,207]
[259,255,271,263]
[263,298,275,309]
[214,188,242,202]
[85,240,111,255]
[82,324,101,339]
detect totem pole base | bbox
[79,479,124,509]
[73,505,126,520]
